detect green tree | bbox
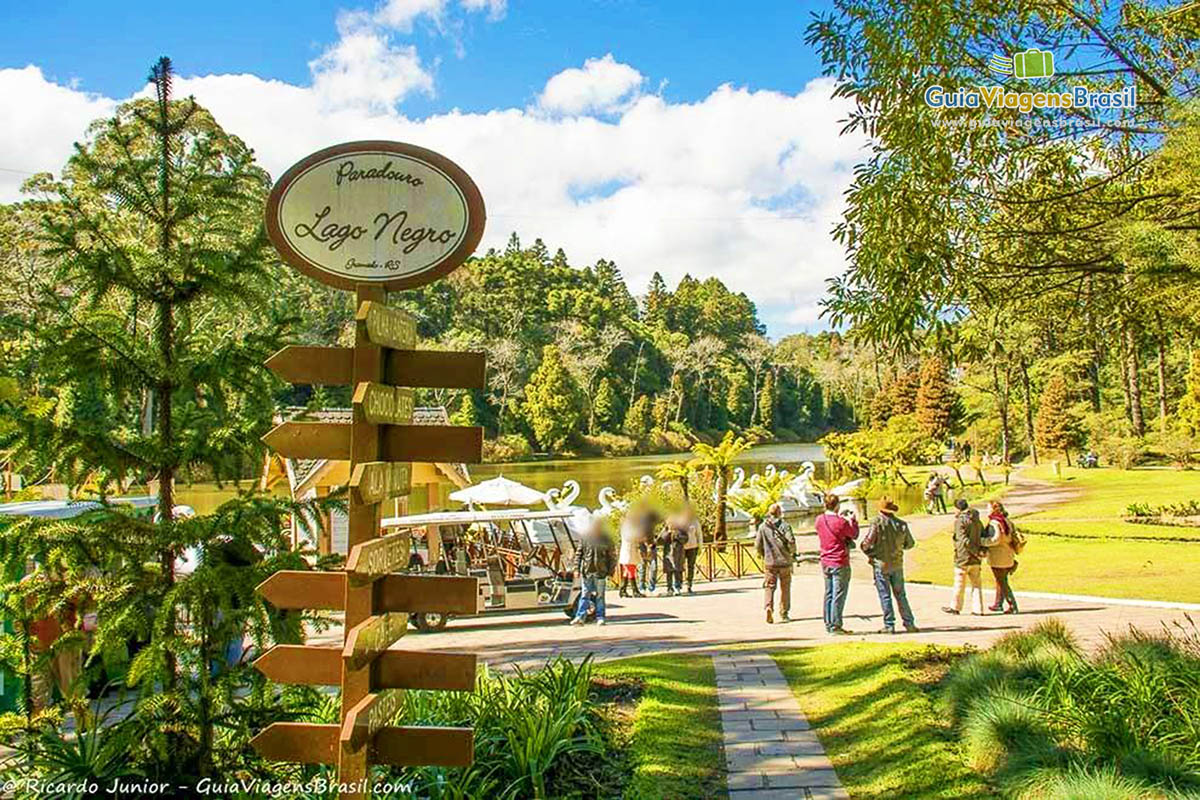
[451,393,478,427]
[916,357,955,442]
[0,58,308,780]
[593,377,619,432]
[1035,373,1079,463]
[725,369,750,427]
[655,459,694,500]
[624,394,652,440]
[1177,352,1200,437]
[651,393,671,432]
[691,432,751,543]
[523,345,582,451]
[757,370,776,430]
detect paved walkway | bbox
[310,567,1194,671]
[715,652,848,799]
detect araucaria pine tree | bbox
[1178,352,1200,437]
[916,357,955,442]
[625,394,653,439]
[593,377,618,432]
[1035,372,1078,463]
[523,345,583,450]
[0,58,314,782]
[758,370,776,430]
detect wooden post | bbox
[256,140,486,798]
[340,285,386,796]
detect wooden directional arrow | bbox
[343,612,408,671]
[251,722,473,767]
[257,572,482,615]
[350,462,412,505]
[346,530,411,582]
[255,646,477,690]
[265,346,486,389]
[353,382,414,426]
[341,689,404,751]
[357,301,417,351]
[261,422,482,463]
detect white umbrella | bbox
[449,475,547,507]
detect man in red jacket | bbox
[815,494,859,634]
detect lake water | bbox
[463,442,828,511]
[171,441,929,518]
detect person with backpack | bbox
[984,500,1020,614]
[659,514,688,597]
[570,518,617,626]
[860,497,918,634]
[942,499,985,616]
[755,503,795,623]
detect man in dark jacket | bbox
[571,518,616,626]
[943,499,985,616]
[755,504,795,623]
[861,498,917,634]
[659,516,688,597]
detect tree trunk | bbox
[1086,277,1102,412]
[715,469,728,544]
[1125,324,1145,436]
[1019,357,1037,465]
[628,340,644,410]
[992,362,1010,464]
[156,299,177,691]
[1119,334,1133,425]
[1157,330,1168,433]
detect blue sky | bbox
[2,1,829,110]
[0,1,862,336]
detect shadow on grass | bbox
[774,643,997,799]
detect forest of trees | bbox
[265,233,864,459]
[805,0,1200,472]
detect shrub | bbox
[483,434,534,462]
[1012,764,1164,800]
[580,432,639,457]
[942,621,1200,799]
[1096,433,1144,470]
[397,657,607,799]
[962,690,1057,773]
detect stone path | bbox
[714,652,848,800]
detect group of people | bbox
[570,503,702,625]
[800,494,919,635]
[757,494,919,634]
[943,498,1021,616]
[568,480,1023,633]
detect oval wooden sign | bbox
[266,141,485,291]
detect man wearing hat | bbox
[860,497,918,634]
[942,498,985,616]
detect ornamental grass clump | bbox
[943,619,1200,798]
[397,656,606,800]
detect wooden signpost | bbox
[252,140,486,798]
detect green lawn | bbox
[907,527,1200,603]
[906,464,1200,603]
[1020,463,1200,520]
[773,643,994,799]
[595,653,726,799]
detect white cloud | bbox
[538,54,644,115]
[308,0,506,111]
[372,0,505,30]
[309,23,433,112]
[0,63,864,335]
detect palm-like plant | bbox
[691,432,751,542]
[654,459,696,500]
